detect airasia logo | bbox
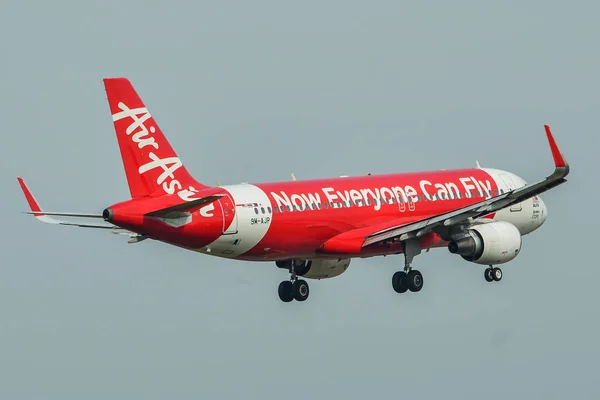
[112,102,199,202]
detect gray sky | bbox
[0,0,597,398]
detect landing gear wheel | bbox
[392,271,408,293]
[392,238,423,295]
[484,268,494,282]
[292,279,309,302]
[406,270,423,292]
[278,281,294,302]
[492,267,502,281]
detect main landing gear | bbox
[277,259,310,302]
[484,266,503,282]
[392,238,424,294]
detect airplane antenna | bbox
[475,160,481,168]
[291,173,296,181]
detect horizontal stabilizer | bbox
[145,194,224,217]
[24,211,104,218]
[17,177,133,233]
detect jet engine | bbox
[447,221,522,265]
[276,258,351,279]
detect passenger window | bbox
[261,207,265,214]
[267,206,272,213]
[254,208,259,214]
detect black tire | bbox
[492,267,502,282]
[406,270,423,292]
[278,281,294,302]
[484,268,494,282]
[292,280,309,302]
[392,271,408,293]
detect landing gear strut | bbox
[392,238,424,294]
[484,266,502,282]
[278,259,310,302]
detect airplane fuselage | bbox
[106,166,547,262]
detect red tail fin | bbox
[103,77,208,200]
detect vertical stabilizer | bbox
[103,77,207,200]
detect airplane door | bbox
[219,195,238,234]
[499,174,522,212]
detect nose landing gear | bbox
[484,266,503,282]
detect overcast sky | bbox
[0,1,597,399]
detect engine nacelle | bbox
[276,258,351,279]
[447,221,522,265]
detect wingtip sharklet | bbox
[544,125,568,170]
[17,177,43,214]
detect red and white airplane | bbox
[18,78,570,303]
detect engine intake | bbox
[448,221,522,265]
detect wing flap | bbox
[318,214,431,254]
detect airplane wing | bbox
[361,125,569,248]
[17,177,141,240]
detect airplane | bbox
[17,77,570,303]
